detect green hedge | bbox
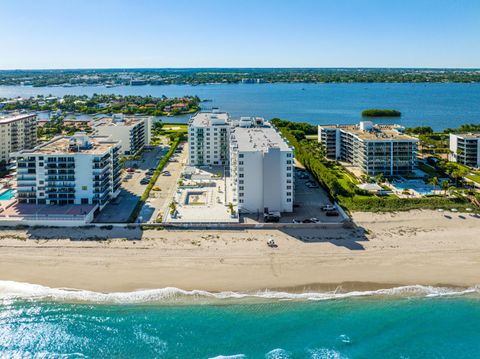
[127,137,181,222]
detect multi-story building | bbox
[0,113,37,164]
[230,117,294,214]
[318,121,418,176]
[94,114,151,155]
[188,110,230,166]
[11,133,121,209]
[449,133,480,168]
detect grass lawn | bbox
[467,174,480,184]
[305,134,318,140]
[418,162,439,177]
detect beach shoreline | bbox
[0,210,479,293]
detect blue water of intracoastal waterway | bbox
[1,82,480,130]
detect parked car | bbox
[126,168,135,173]
[321,205,336,211]
[161,171,171,176]
[140,178,150,185]
[325,210,339,216]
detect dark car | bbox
[325,210,339,216]
[140,178,150,185]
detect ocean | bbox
[1,282,480,358]
[1,83,480,130]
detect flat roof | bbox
[14,135,118,156]
[319,123,417,141]
[95,116,146,127]
[451,132,480,139]
[0,113,36,125]
[231,123,291,152]
[189,111,230,127]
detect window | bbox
[286,166,291,171]
[239,193,244,197]
[239,154,244,158]
[286,160,292,164]
[287,153,292,157]
[82,186,87,190]
[287,179,292,183]
[239,186,244,190]
[287,198,292,202]
[239,174,244,178]
[287,192,292,196]
[286,173,292,177]
[239,161,244,165]
[239,180,244,184]
[287,185,292,189]
[239,199,244,203]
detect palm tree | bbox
[441,180,449,195]
[429,176,439,191]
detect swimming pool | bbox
[391,180,435,195]
[0,189,15,201]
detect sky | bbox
[1,0,480,69]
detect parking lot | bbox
[94,146,169,223]
[140,143,188,222]
[243,167,343,224]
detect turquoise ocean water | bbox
[1,282,480,358]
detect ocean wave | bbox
[0,280,478,304]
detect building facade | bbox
[188,111,230,166]
[449,133,480,168]
[318,121,418,176]
[230,117,294,214]
[0,113,37,164]
[94,114,151,155]
[12,133,121,209]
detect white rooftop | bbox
[0,113,36,125]
[231,122,292,152]
[190,111,230,127]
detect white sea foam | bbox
[209,355,246,359]
[265,348,291,358]
[0,280,478,304]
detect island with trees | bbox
[361,109,401,117]
[0,94,200,117]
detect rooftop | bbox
[95,115,147,127]
[319,122,417,141]
[189,111,230,127]
[13,134,118,156]
[231,122,292,152]
[451,132,480,139]
[0,113,36,125]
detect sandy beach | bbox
[0,210,479,293]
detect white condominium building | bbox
[449,133,480,168]
[318,121,418,176]
[12,133,121,209]
[230,117,294,214]
[94,114,151,155]
[0,113,37,163]
[188,111,230,166]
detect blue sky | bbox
[1,0,479,69]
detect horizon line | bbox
[1,66,480,72]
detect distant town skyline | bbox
[2,0,480,69]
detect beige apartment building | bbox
[0,113,38,164]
